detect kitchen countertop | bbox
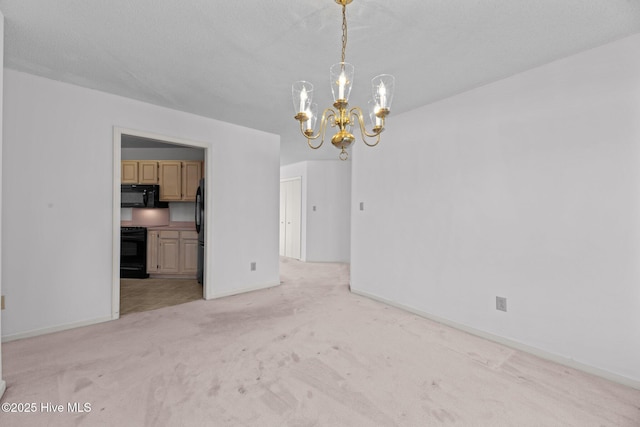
[121,221,196,231]
[148,222,196,231]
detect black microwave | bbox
[121,185,169,208]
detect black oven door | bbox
[120,228,149,278]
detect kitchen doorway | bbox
[112,128,211,319]
[120,278,201,315]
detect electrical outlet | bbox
[496,296,507,312]
[1,295,5,310]
[251,262,256,271]
[360,202,364,211]
[313,206,317,211]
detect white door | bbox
[279,181,287,256]
[280,178,302,259]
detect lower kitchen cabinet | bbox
[179,231,199,275]
[147,230,198,278]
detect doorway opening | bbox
[112,128,211,319]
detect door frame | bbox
[111,127,213,319]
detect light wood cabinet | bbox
[182,162,202,201]
[158,160,202,202]
[138,161,159,184]
[158,161,183,201]
[158,230,180,274]
[121,160,159,184]
[147,229,198,278]
[179,231,198,275]
[121,161,139,184]
[147,230,158,272]
[122,160,201,200]
[158,161,202,202]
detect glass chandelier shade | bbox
[292,81,313,118]
[330,62,354,103]
[368,100,382,130]
[372,74,395,112]
[306,103,318,133]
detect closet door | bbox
[280,178,302,259]
[279,181,287,256]
[285,178,301,259]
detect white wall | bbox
[351,34,640,386]
[1,69,280,339]
[280,135,345,166]
[281,160,351,262]
[306,161,351,262]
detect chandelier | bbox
[292,0,395,160]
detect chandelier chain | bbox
[341,3,347,64]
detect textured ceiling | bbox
[2,0,640,164]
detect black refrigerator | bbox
[195,178,205,284]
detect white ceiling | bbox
[2,0,640,164]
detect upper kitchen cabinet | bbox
[121,160,159,184]
[138,161,159,184]
[158,161,182,201]
[182,161,202,201]
[159,161,202,202]
[121,161,139,184]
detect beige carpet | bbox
[1,258,639,426]
[120,278,203,315]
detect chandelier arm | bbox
[349,107,383,147]
[307,139,322,150]
[298,120,320,150]
[302,108,337,149]
[361,133,381,148]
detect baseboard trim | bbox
[208,281,281,300]
[351,287,640,391]
[1,316,113,343]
